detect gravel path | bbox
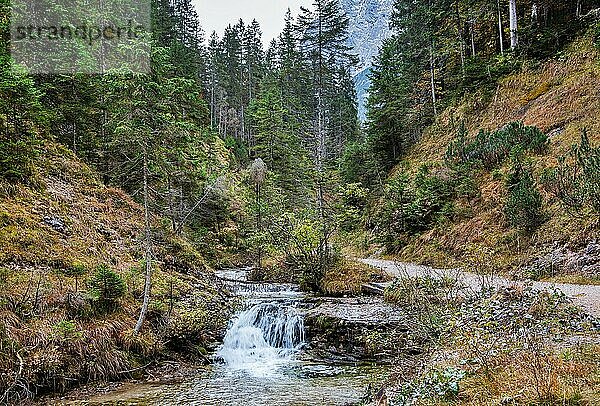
[359,258,600,317]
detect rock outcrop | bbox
[304,297,425,363]
[525,241,600,279]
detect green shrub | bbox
[0,135,39,181]
[449,163,480,199]
[88,264,126,313]
[52,320,83,341]
[541,129,600,215]
[268,210,338,292]
[394,366,466,403]
[504,155,545,233]
[58,262,88,291]
[0,266,9,289]
[340,141,380,185]
[0,56,45,182]
[336,182,368,232]
[446,121,548,169]
[379,165,458,251]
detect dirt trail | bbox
[360,258,600,318]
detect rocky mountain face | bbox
[340,0,394,121]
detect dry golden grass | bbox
[321,259,391,296]
[439,344,600,406]
[0,142,143,272]
[544,275,600,286]
[0,140,228,402]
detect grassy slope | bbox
[0,140,231,401]
[391,34,600,278]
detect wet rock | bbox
[361,282,388,295]
[290,364,346,378]
[303,297,426,364]
[546,126,565,139]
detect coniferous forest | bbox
[1,0,600,404]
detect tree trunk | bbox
[210,73,215,129]
[134,141,152,335]
[316,0,329,271]
[497,0,505,54]
[316,0,326,223]
[429,47,438,116]
[509,0,519,49]
[455,0,465,72]
[168,176,176,231]
[470,22,476,56]
[255,183,262,269]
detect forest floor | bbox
[360,258,600,317]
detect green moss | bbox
[520,81,552,105]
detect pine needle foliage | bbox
[446,121,548,169]
[504,154,545,233]
[542,129,600,215]
[88,265,127,313]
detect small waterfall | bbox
[217,302,305,375]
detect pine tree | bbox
[294,0,357,276]
[248,75,312,206]
[297,0,355,170]
[509,0,519,49]
[366,0,455,172]
[0,6,45,181]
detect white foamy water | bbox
[217,302,305,377]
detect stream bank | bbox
[42,267,399,405]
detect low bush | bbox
[340,141,381,185]
[393,366,466,404]
[377,164,460,251]
[0,56,45,183]
[58,262,88,292]
[542,129,600,215]
[336,182,368,232]
[504,155,546,233]
[389,285,599,405]
[446,121,548,169]
[51,320,83,341]
[384,274,464,338]
[267,210,338,292]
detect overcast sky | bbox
[193,0,311,45]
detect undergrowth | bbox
[382,275,600,405]
[363,30,600,279]
[0,140,231,403]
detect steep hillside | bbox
[377,33,600,281]
[0,140,231,402]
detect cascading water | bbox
[80,268,387,405]
[217,302,305,375]
[215,269,306,377]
